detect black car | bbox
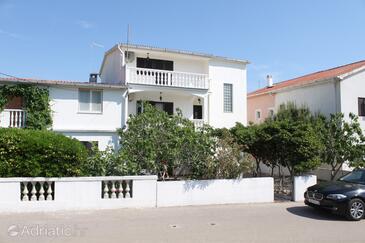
[305,169,365,220]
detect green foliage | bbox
[206,129,254,179]
[321,113,365,180]
[118,103,216,179]
[0,84,52,129]
[0,128,88,177]
[82,146,137,176]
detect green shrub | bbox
[0,128,88,177]
[82,146,137,176]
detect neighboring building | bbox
[0,43,249,150]
[248,60,365,130]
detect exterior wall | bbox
[247,93,275,124]
[293,175,317,201]
[126,50,209,74]
[340,70,365,131]
[208,60,247,128]
[49,86,123,150]
[100,50,125,84]
[59,132,119,150]
[275,81,337,117]
[128,91,201,120]
[156,178,274,207]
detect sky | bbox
[0,0,365,92]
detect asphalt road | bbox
[0,202,363,243]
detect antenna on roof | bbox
[125,24,132,63]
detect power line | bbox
[0,72,27,81]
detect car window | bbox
[339,170,365,184]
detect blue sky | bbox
[0,0,364,92]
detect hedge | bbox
[0,128,88,177]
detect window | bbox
[79,89,102,113]
[137,57,173,71]
[5,96,24,109]
[255,110,261,120]
[193,105,203,119]
[137,100,174,115]
[223,83,233,112]
[358,98,365,116]
[81,141,99,151]
[268,108,274,118]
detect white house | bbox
[0,44,248,150]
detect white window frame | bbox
[78,89,103,114]
[255,109,262,120]
[223,83,233,113]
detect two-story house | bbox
[100,43,248,129]
[248,60,365,130]
[0,44,249,150]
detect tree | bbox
[207,128,254,179]
[269,103,324,178]
[230,123,271,176]
[321,113,365,180]
[117,103,215,179]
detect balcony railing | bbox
[128,67,208,89]
[0,109,26,128]
[192,119,204,128]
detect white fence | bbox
[157,178,274,207]
[0,109,26,128]
[0,176,274,213]
[128,67,209,89]
[0,176,157,213]
[293,175,317,202]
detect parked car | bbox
[304,169,365,220]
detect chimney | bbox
[266,74,273,87]
[89,73,98,83]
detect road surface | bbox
[0,202,363,243]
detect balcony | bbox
[0,109,26,128]
[127,67,208,89]
[192,119,205,128]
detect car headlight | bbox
[326,194,347,200]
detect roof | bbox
[0,77,127,89]
[100,43,249,73]
[248,60,365,97]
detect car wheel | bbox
[346,199,365,221]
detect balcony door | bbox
[137,100,174,115]
[137,57,173,71]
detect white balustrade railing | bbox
[21,180,54,201]
[0,109,26,128]
[128,67,208,89]
[192,119,204,128]
[102,179,132,199]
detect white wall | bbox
[340,70,365,131]
[0,176,157,213]
[208,60,247,128]
[275,81,338,117]
[293,175,317,201]
[156,178,274,207]
[50,87,123,131]
[128,91,199,119]
[100,50,125,84]
[59,132,119,150]
[50,86,123,150]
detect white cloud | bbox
[90,42,104,48]
[0,29,22,39]
[77,20,94,29]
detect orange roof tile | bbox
[248,60,365,97]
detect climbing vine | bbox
[0,84,52,129]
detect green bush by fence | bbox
[0,128,88,177]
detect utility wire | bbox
[0,72,27,81]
